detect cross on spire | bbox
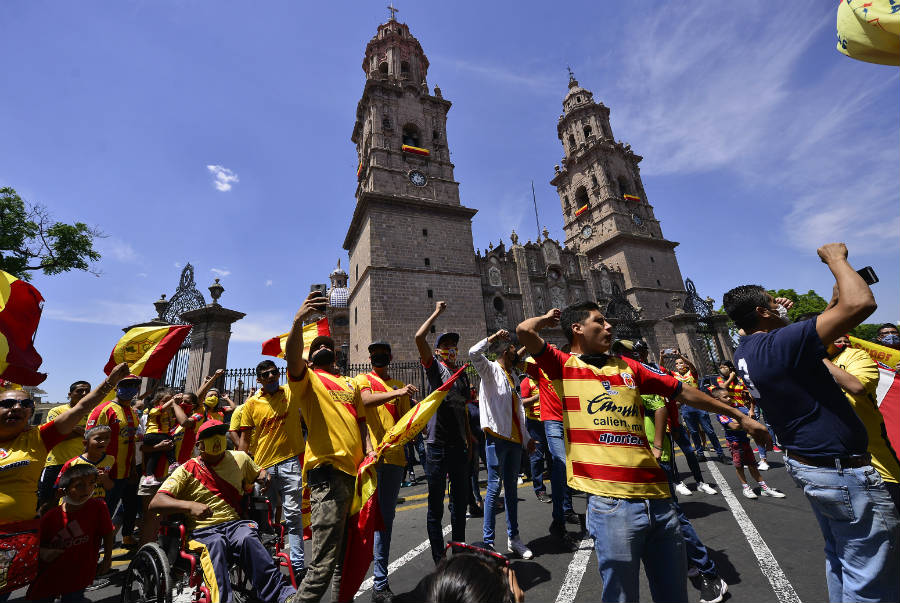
[567,65,576,82]
[387,2,399,21]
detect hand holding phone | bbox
[856,266,878,285]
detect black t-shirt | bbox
[423,357,470,448]
[734,318,867,458]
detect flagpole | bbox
[531,180,541,240]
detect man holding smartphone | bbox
[724,243,898,603]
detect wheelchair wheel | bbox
[229,563,262,603]
[121,542,172,603]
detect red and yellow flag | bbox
[0,270,46,386]
[104,325,192,379]
[336,364,470,601]
[574,204,588,217]
[261,318,330,360]
[400,144,430,156]
[623,194,641,202]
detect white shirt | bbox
[468,337,528,447]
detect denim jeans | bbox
[680,407,724,456]
[586,494,687,603]
[526,418,548,493]
[268,457,305,574]
[785,456,899,602]
[483,434,522,545]
[544,420,574,523]
[104,477,128,525]
[659,459,717,577]
[425,444,469,563]
[670,425,705,484]
[373,463,405,591]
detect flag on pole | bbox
[849,336,900,451]
[261,318,330,360]
[400,144,430,156]
[0,270,46,386]
[104,325,192,379]
[336,364,470,601]
[574,204,588,217]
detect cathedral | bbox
[318,13,733,373]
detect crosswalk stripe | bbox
[554,537,593,603]
[353,524,452,598]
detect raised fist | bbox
[817,243,848,265]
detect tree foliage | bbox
[0,187,102,280]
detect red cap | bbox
[120,374,141,382]
[197,419,228,439]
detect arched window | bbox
[400,61,410,76]
[618,176,631,196]
[402,124,420,147]
[432,130,440,141]
[583,125,592,139]
[378,62,388,76]
[563,195,570,212]
[568,134,576,149]
[493,297,505,313]
[576,95,582,102]
[575,186,589,207]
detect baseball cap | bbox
[436,332,460,347]
[368,341,392,353]
[197,419,228,439]
[120,374,141,383]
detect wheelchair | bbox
[121,494,297,603]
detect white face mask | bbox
[775,304,790,324]
[63,493,92,507]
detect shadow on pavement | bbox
[510,559,552,591]
[680,500,728,520]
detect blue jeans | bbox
[425,444,469,563]
[526,418,548,493]
[680,407,724,456]
[670,425,705,484]
[785,456,899,602]
[586,494,687,603]
[267,457,305,574]
[659,459,716,577]
[105,477,128,525]
[544,420,574,524]
[483,434,522,545]
[373,464,405,591]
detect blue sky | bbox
[2,2,897,401]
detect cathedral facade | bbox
[329,15,732,372]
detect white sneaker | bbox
[760,486,785,498]
[742,487,758,499]
[697,482,718,495]
[757,460,770,471]
[517,476,524,485]
[508,536,533,560]
[139,475,161,487]
[674,482,692,496]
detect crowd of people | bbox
[0,242,898,603]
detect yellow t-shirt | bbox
[521,377,541,421]
[158,451,260,531]
[239,385,304,469]
[145,406,173,435]
[58,454,116,499]
[535,346,681,499]
[292,369,365,478]
[44,404,86,466]
[833,347,900,483]
[229,404,245,432]
[0,424,65,523]
[355,372,411,467]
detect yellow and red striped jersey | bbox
[86,401,138,480]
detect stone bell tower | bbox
[343,12,486,364]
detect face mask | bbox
[204,395,219,408]
[312,347,336,366]
[63,493,92,507]
[879,334,900,346]
[262,381,279,394]
[833,342,848,351]
[370,352,391,368]
[579,353,609,368]
[116,385,139,400]
[436,347,458,364]
[773,304,790,325]
[201,434,228,454]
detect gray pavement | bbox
[8,433,831,603]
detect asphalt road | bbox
[8,432,830,603]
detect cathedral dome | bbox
[563,70,594,113]
[327,259,350,308]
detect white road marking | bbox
[354,524,452,598]
[554,537,594,603]
[704,460,802,603]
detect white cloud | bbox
[174,262,182,269]
[44,300,151,326]
[206,164,239,192]
[231,313,285,343]
[433,56,556,92]
[264,280,273,287]
[96,237,138,263]
[211,268,231,277]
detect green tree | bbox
[767,288,828,321]
[849,323,882,341]
[0,187,102,280]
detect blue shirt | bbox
[718,405,750,444]
[734,318,867,458]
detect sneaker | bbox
[696,452,708,462]
[167,462,179,474]
[674,482,692,496]
[535,491,552,504]
[761,486,785,498]
[772,445,782,452]
[698,574,728,603]
[508,536,533,560]
[467,504,484,518]
[516,476,524,485]
[757,460,770,471]
[400,480,413,488]
[548,521,579,551]
[564,511,581,525]
[139,475,161,487]
[742,486,758,499]
[687,565,700,578]
[696,482,717,495]
[717,453,731,465]
[372,586,395,603]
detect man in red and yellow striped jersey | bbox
[284,291,370,603]
[355,341,416,601]
[150,420,296,603]
[520,361,551,504]
[517,302,769,603]
[37,380,92,508]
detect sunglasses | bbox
[0,398,35,410]
[444,541,509,568]
[258,369,279,379]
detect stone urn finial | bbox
[154,294,169,320]
[209,278,224,306]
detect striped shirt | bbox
[534,345,681,499]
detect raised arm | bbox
[53,363,130,435]
[677,386,771,449]
[815,243,877,345]
[286,291,329,380]
[469,330,508,379]
[195,369,225,402]
[415,301,446,364]
[516,309,561,356]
